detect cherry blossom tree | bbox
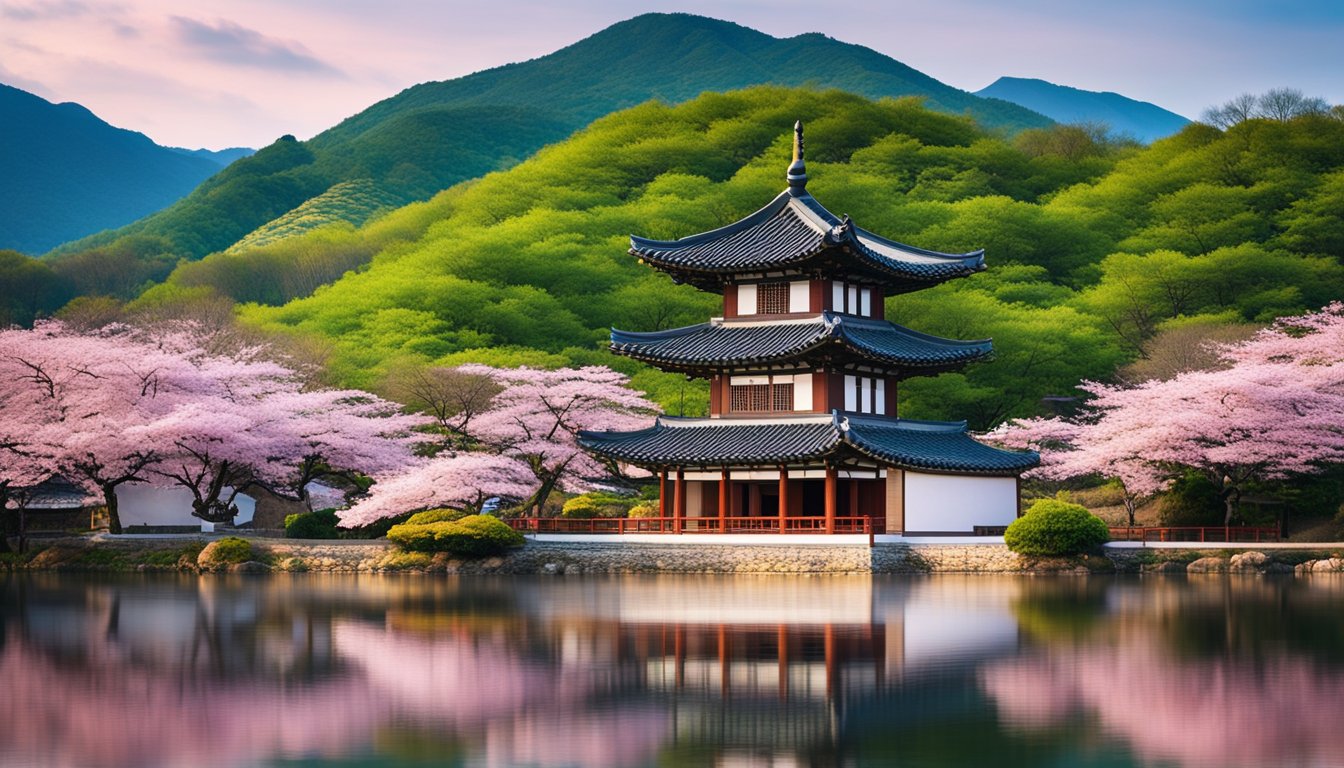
[338,452,536,527]
[456,365,658,515]
[0,322,178,533]
[989,416,1164,526]
[255,389,427,510]
[0,321,426,528]
[993,304,1344,526]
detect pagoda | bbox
[580,123,1037,535]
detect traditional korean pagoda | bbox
[580,123,1037,535]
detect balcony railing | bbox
[1107,526,1280,543]
[505,516,873,535]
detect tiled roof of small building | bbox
[609,313,991,374]
[629,190,984,292]
[578,413,1038,475]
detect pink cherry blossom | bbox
[338,452,536,527]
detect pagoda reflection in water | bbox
[5,575,1344,767]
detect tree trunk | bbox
[527,473,562,517]
[1124,496,1137,528]
[102,483,123,535]
[1222,484,1241,527]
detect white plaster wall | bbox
[903,473,1017,532]
[116,485,255,530]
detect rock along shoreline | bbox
[5,536,1344,576]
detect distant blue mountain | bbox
[170,146,255,166]
[0,83,229,254]
[975,76,1190,143]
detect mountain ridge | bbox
[975,76,1190,142]
[46,12,1051,284]
[0,83,227,254]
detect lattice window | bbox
[731,384,771,412]
[756,282,790,314]
[772,382,794,411]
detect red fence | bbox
[1108,526,1280,543]
[505,516,873,535]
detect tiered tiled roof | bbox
[578,413,1038,475]
[610,313,991,375]
[630,191,984,292]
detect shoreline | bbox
[4,534,1344,575]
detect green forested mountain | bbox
[0,83,224,254]
[976,77,1191,142]
[47,13,1048,292]
[194,87,1344,428]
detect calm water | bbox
[3,573,1344,768]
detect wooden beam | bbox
[778,466,789,533]
[824,466,837,534]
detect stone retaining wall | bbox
[15,536,1344,575]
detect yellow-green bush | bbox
[405,508,467,525]
[561,492,636,519]
[627,503,660,519]
[387,514,523,556]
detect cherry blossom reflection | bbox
[982,640,1344,768]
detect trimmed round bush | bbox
[561,492,634,519]
[405,508,467,525]
[1005,498,1110,556]
[200,536,254,567]
[627,503,659,519]
[284,509,341,539]
[387,514,524,557]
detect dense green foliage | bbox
[283,509,341,539]
[223,89,1089,421]
[33,76,1344,436]
[1005,499,1110,556]
[386,514,524,556]
[0,250,73,325]
[227,179,403,253]
[561,492,638,519]
[1,84,223,254]
[44,13,1047,290]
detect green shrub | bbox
[209,536,254,565]
[1159,471,1223,525]
[561,492,635,519]
[1005,499,1110,556]
[627,503,660,519]
[386,514,524,557]
[284,508,341,539]
[405,508,467,525]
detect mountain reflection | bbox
[1,574,1343,768]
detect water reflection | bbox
[2,574,1343,767]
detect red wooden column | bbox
[719,467,730,532]
[778,466,789,533]
[777,623,789,700]
[674,469,685,534]
[824,622,836,698]
[824,466,837,534]
[658,470,668,531]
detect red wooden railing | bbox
[1107,525,1279,543]
[505,516,873,535]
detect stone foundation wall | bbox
[427,542,1028,575]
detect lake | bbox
[2,572,1342,767]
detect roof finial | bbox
[787,120,807,195]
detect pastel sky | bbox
[3,0,1341,149]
